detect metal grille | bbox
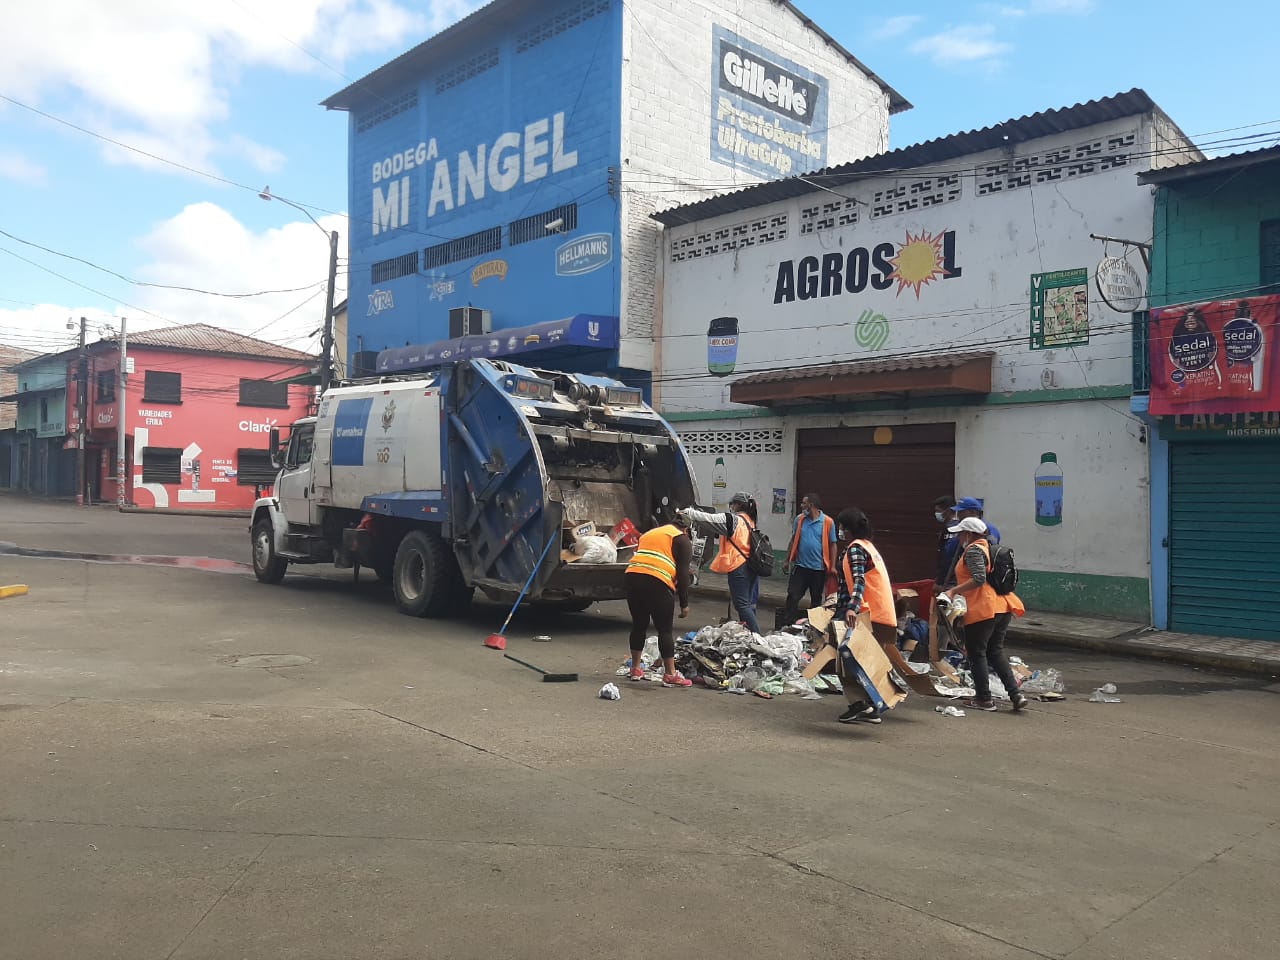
[142,370,181,404]
[509,203,578,246]
[238,379,289,409]
[516,0,611,53]
[236,448,277,486]
[422,227,502,270]
[355,90,418,135]
[678,428,784,455]
[141,446,181,484]
[436,47,499,94]
[976,131,1137,197]
[370,251,419,284]
[1131,311,1151,394]
[670,213,789,263]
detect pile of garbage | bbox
[616,617,1071,705]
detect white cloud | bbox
[910,25,1012,66]
[872,15,923,40]
[1031,0,1095,12]
[0,1,466,175]
[0,150,46,185]
[0,203,349,353]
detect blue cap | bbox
[955,496,984,511]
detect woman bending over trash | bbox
[681,492,762,634]
[833,507,898,725]
[623,513,694,688]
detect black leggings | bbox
[626,572,676,658]
[964,613,1020,703]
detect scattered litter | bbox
[1098,682,1117,694]
[1089,688,1123,703]
[599,683,621,701]
[532,635,552,643]
[935,705,966,718]
[1021,668,1067,695]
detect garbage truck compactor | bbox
[249,358,699,617]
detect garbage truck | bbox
[249,358,699,617]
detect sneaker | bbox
[962,697,999,712]
[838,704,881,724]
[628,666,645,682]
[1011,693,1029,712]
[662,674,693,688]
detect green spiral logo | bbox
[854,309,890,351]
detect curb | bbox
[692,583,1280,679]
[119,507,251,520]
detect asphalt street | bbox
[2,496,1279,960]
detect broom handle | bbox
[496,531,559,635]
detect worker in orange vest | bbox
[782,493,837,626]
[940,517,1027,712]
[832,506,898,725]
[682,492,762,634]
[624,514,694,687]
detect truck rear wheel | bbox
[392,530,453,617]
[251,519,287,584]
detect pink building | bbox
[69,324,315,510]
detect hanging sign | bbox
[1095,256,1146,313]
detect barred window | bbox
[143,370,181,403]
[141,447,181,484]
[371,251,419,284]
[237,448,277,486]
[423,227,503,270]
[238,378,289,409]
[509,203,578,246]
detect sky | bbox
[0,0,1275,360]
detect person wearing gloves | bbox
[681,492,762,634]
[624,514,694,687]
[832,507,898,725]
[940,517,1028,712]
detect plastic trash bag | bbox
[1021,668,1066,694]
[575,535,618,564]
[599,683,621,701]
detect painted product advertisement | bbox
[709,24,829,179]
[1148,294,1279,414]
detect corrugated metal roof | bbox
[322,0,907,113]
[732,350,994,386]
[124,324,316,362]
[1138,145,1280,185]
[654,89,1162,226]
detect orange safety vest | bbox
[625,524,682,590]
[710,513,754,574]
[845,538,895,626]
[788,512,836,573]
[953,538,1007,623]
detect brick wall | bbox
[1150,161,1280,308]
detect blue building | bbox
[323,0,905,384]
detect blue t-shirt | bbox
[793,512,836,570]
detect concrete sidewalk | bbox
[691,571,1280,677]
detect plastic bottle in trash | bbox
[1035,452,1064,527]
[711,457,729,511]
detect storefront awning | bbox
[377,314,618,375]
[729,351,994,407]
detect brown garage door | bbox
[796,423,955,583]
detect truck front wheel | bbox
[393,530,453,617]
[252,519,287,584]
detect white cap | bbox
[948,517,988,535]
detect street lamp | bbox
[259,186,340,393]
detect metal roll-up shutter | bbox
[1169,441,1280,640]
[797,423,955,582]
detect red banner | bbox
[1148,294,1280,415]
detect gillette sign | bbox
[719,41,818,125]
[710,25,828,179]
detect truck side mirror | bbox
[268,427,281,467]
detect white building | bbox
[653,90,1199,620]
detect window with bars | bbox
[96,369,116,402]
[237,448,277,486]
[143,370,181,403]
[422,227,503,270]
[141,447,182,484]
[1132,310,1151,394]
[509,203,578,246]
[371,251,419,284]
[238,378,289,409]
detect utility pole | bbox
[75,315,88,507]
[117,317,128,510]
[321,229,338,393]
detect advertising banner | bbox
[1148,294,1279,415]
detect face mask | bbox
[934,512,946,523]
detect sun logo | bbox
[888,230,951,299]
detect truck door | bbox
[277,423,316,527]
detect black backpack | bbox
[728,516,775,578]
[988,541,1019,595]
